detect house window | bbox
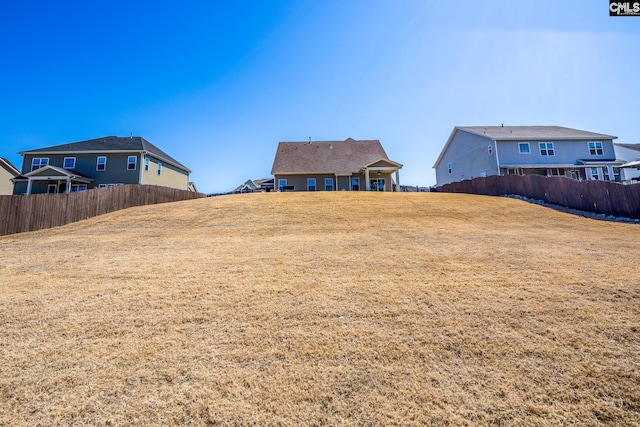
[325,177,334,191]
[590,167,599,180]
[278,179,287,191]
[157,163,162,175]
[145,158,149,171]
[447,163,452,174]
[602,167,610,181]
[127,156,137,170]
[31,158,49,171]
[613,167,621,182]
[351,177,359,191]
[96,156,107,171]
[588,142,603,156]
[307,178,316,191]
[488,145,493,155]
[71,185,87,192]
[519,143,531,154]
[539,142,554,156]
[63,157,76,169]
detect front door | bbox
[370,178,385,191]
[47,184,58,194]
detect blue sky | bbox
[1,0,638,193]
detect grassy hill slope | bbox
[1,192,639,425]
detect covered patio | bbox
[12,165,94,195]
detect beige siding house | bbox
[12,136,191,195]
[271,138,403,192]
[0,158,20,195]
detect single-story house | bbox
[271,138,402,192]
[232,178,274,193]
[615,143,640,183]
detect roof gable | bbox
[271,138,398,175]
[19,136,190,172]
[0,158,19,176]
[14,165,94,183]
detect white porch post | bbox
[26,179,33,195]
[66,177,72,193]
[364,168,370,191]
[395,170,400,192]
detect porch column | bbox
[395,170,400,192]
[364,168,370,191]
[26,179,33,195]
[66,177,72,193]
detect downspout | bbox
[493,140,501,175]
[139,151,146,184]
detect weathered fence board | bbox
[0,185,204,236]
[437,175,640,219]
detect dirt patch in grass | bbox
[1,192,639,425]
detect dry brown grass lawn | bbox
[0,192,639,426]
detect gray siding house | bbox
[271,138,403,192]
[434,126,623,186]
[12,136,191,195]
[615,144,640,183]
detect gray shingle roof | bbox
[271,138,397,175]
[459,126,617,141]
[19,136,190,172]
[615,143,640,152]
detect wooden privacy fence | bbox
[0,185,205,236]
[437,175,640,219]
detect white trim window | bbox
[127,155,137,170]
[602,166,610,181]
[31,158,49,171]
[488,145,493,155]
[278,178,287,191]
[96,156,107,171]
[351,177,359,191]
[613,167,621,182]
[307,178,316,191]
[519,143,531,154]
[145,157,149,171]
[71,185,87,192]
[447,163,452,174]
[157,162,162,175]
[588,142,604,156]
[539,142,554,156]
[325,177,333,191]
[63,157,76,169]
[590,167,599,180]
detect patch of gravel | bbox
[503,194,640,224]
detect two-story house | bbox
[434,126,624,186]
[12,136,191,195]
